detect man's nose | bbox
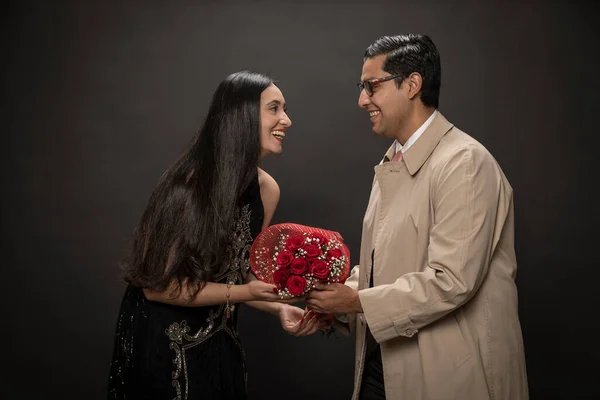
[358,89,371,108]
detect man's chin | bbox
[372,126,396,139]
[372,126,385,137]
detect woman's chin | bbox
[260,145,283,157]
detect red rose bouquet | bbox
[250,223,351,298]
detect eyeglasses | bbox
[357,75,402,96]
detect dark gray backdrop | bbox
[2,1,598,399]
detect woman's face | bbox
[259,84,292,159]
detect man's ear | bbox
[406,72,423,100]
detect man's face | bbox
[358,55,408,139]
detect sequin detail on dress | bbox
[165,204,253,399]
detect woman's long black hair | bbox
[121,71,274,297]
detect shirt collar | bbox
[395,110,438,154]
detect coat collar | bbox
[381,112,454,176]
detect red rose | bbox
[326,249,342,261]
[286,275,307,296]
[309,260,330,279]
[308,232,328,246]
[275,250,294,267]
[285,235,306,252]
[304,243,322,260]
[273,268,290,286]
[290,257,308,275]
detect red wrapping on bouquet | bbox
[250,223,351,298]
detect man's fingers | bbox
[304,292,315,300]
[314,282,335,291]
[306,304,324,314]
[277,296,305,304]
[305,289,326,299]
[306,289,332,301]
[306,299,325,313]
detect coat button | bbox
[404,329,416,337]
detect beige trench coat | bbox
[345,112,528,399]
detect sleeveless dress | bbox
[107,174,264,399]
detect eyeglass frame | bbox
[357,74,403,96]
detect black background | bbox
[2,1,598,399]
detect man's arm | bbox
[358,145,509,343]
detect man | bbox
[306,34,528,399]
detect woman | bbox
[107,71,322,399]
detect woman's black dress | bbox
[107,176,264,399]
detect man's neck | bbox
[396,106,436,145]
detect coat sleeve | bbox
[359,144,509,343]
[345,264,360,291]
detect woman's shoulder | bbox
[257,168,280,228]
[257,168,280,197]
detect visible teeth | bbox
[369,111,380,118]
[271,130,285,138]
